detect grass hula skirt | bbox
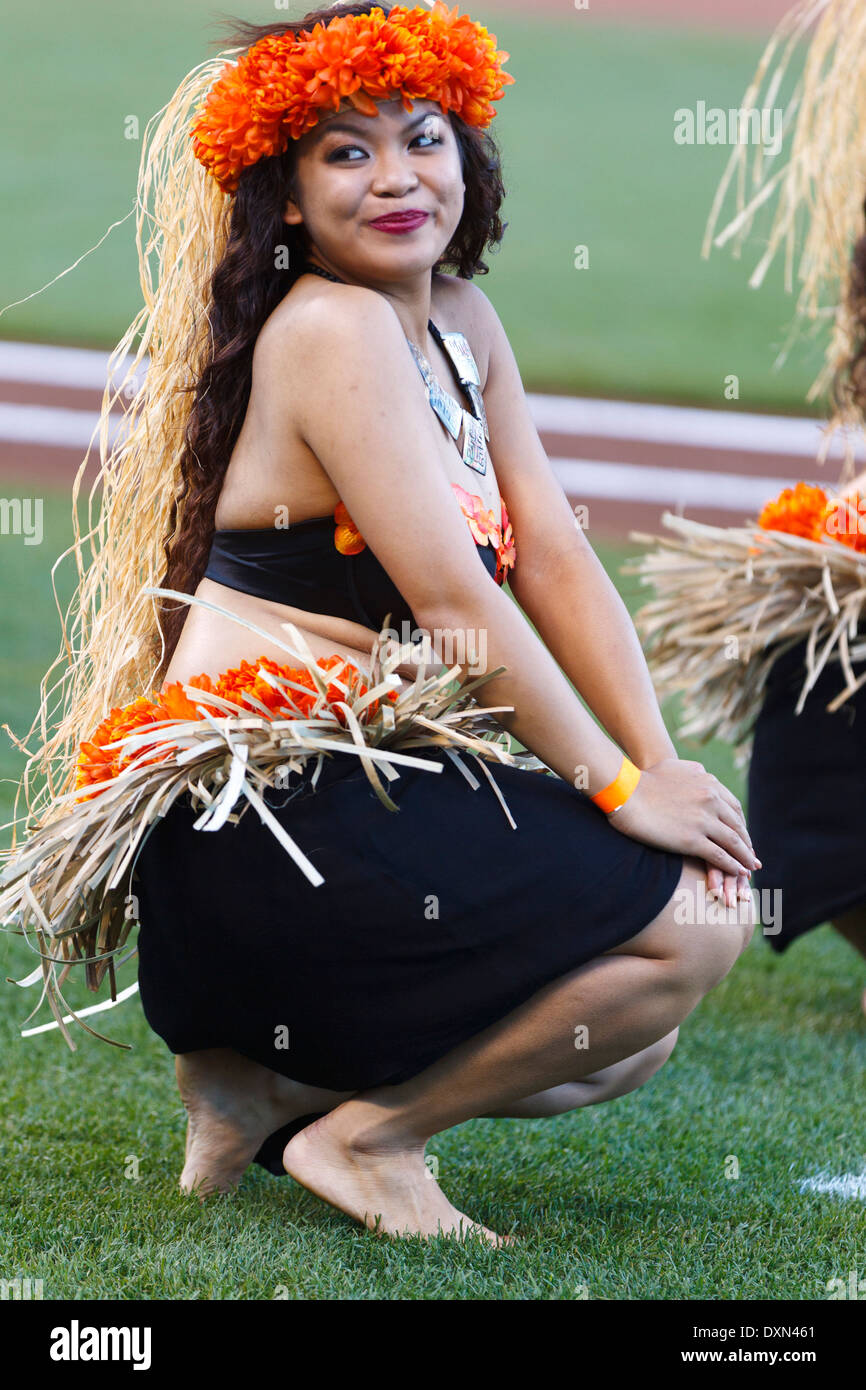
[0,590,547,1051]
[625,480,866,771]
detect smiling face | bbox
[282,97,466,281]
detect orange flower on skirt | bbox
[757,482,828,541]
[74,654,398,795]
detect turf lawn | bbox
[0,2,827,410]
[1,489,864,1300]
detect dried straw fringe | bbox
[0,592,550,1051]
[625,513,866,771]
[702,0,866,470]
[7,48,244,844]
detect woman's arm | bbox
[508,543,677,770]
[277,288,624,795]
[468,283,675,768]
[273,287,756,878]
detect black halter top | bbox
[205,515,501,638]
[204,269,514,638]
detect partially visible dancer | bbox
[633,0,866,1007]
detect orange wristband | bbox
[589,754,641,814]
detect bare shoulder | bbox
[256,278,401,371]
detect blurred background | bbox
[3,1,865,1303]
[0,0,833,528]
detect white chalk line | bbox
[0,339,858,511]
[0,337,860,456]
[555,457,815,509]
[0,401,124,448]
[798,1170,866,1201]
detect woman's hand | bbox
[605,757,761,878]
[707,865,753,908]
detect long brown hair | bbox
[157,2,508,670]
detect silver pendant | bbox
[461,410,488,475]
[428,379,463,439]
[408,331,486,470]
[464,382,489,440]
[440,332,481,387]
[407,341,435,389]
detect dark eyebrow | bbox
[313,110,440,143]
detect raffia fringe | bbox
[625,513,866,771]
[701,0,866,453]
[0,593,549,1050]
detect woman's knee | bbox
[591,1026,679,1102]
[638,856,755,999]
[557,1027,680,1111]
[641,1024,679,1078]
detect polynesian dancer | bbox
[0,3,758,1244]
[628,0,866,1007]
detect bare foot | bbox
[176,1049,351,1199]
[283,1109,513,1246]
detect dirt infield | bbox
[482,0,795,33]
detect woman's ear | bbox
[281,163,303,226]
[283,193,302,227]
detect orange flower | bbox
[451,481,498,545]
[74,696,171,795]
[451,482,516,581]
[157,680,215,722]
[208,653,398,722]
[190,3,515,194]
[74,653,400,795]
[820,494,866,553]
[757,480,866,553]
[398,3,515,127]
[757,482,828,541]
[495,497,516,582]
[333,500,367,555]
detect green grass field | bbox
[2,490,864,1300]
[0,2,827,409]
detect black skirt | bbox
[134,744,683,1172]
[747,636,866,953]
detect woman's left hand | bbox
[633,748,755,909]
[707,864,752,908]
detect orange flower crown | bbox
[190,3,515,193]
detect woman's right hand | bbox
[604,757,761,878]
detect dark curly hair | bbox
[157,1,508,671]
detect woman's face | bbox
[283,97,465,281]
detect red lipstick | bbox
[369,210,430,234]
